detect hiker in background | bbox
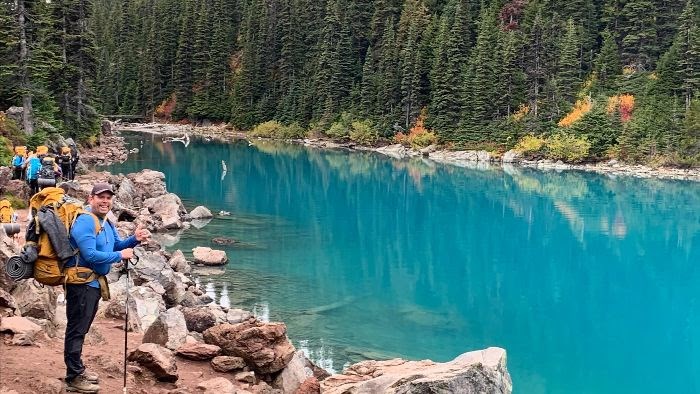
[37,156,60,190]
[69,143,79,180]
[63,182,150,393]
[57,146,73,181]
[10,147,25,180]
[25,152,42,196]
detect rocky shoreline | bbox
[0,167,513,393]
[115,122,700,182]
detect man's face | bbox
[88,192,113,216]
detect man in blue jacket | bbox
[25,154,41,196]
[64,182,150,393]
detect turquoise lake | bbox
[108,132,700,393]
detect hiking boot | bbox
[81,369,99,383]
[65,375,100,393]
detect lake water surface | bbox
[108,132,700,393]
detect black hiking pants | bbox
[28,179,39,196]
[64,284,101,383]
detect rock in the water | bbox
[175,342,221,361]
[181,306,218,333]
[127,343,178,382]
[142,308,188,351]
[203,320,295,374]
[192,247,228,266]
[211,237,238,246]
[226,309,253,324]
[210,356,247,372]
[189,206,213,219]
[11,280,57,322]
[321,347,512,394]
[196,377,235,394]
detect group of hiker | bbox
[9,144,80,196]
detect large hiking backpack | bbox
[28,187,102,286]
[38,158,55,179]
[0,200,13,223]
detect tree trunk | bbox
[18,0,34,135]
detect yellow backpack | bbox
[28,187,102,286]
[0,200,13,223]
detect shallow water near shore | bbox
[108,132,700,394]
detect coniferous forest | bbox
[1,0,699,165]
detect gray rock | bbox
[168,250,191,274]
[273,351,314,394]
[189,206,213,219]
[179,291,213,307]
[181,306,217,333]
[375,144,408,159]
[142,308,188,351]
[0,316,42,336]
[321,347,512,394]
[235,371,256,384]
[127,343,178,382]
[210,356,247,372]
[226,308,253,324]
[0,288,18,316]
[502,150,522,163]
[11,280,57,322]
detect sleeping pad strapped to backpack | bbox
[27,187,102,286]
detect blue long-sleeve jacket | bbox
[69,213,139,288]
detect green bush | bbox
[250,121,286,138]
[325,112,353,139]
[514,135,546,156]
[0,136,12,166]
[349,120,378,146]
[409,130,438,149]
[545,133,591,163]
[249,121,306,139]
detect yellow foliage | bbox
[514,135,546,154]
[512,104,530,122]
[607,95,619,115]
[558,98,593,127]
[622,66,636,75]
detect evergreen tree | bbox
[557,19,582,105]
[619,0,658,69]
[674,0,700,109]
[595,29,622,91]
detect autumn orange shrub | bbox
[558,98,593,127]
[154,93,177,120]
[618,94,635,122]
[394,109,437,149]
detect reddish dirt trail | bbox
[0,317,238,393]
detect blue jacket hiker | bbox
[11,154,24,180]
[25,155,42,196]
[63,182,151,393]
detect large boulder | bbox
[144,193,187,231]
[192,247,228,266]
[273,351,316,394]
[321,347,512,394]
[181,306,218,333]
[168,250,191,274]
[203,320,296,374]
[142,308,188,351]
[126,170,168,205]
[131,250,186,307]
[3,180,29,201]
[127,343,178,382]
[11,280,57,322]
[376,144,409,159]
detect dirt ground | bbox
[0,317,242,394]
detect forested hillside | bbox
[2,0,699,165]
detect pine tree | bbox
[557,19,582,105]
[619,0,658,69]
[595,29,622,91]
[674,0,700,110]
[173,0,195,119]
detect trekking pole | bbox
[122,255,138,394]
